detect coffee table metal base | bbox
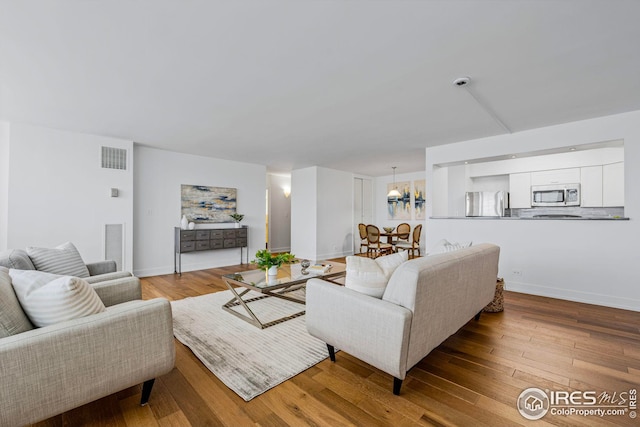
[222,282,306,329]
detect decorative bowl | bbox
[383,227,395,233]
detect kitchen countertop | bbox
[430,216,629,220]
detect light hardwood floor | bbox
[33,260,640,426]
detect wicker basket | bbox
[483,278,504,312]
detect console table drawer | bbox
[237,229,247,238]
[210,239,224,249]
[196,240,210,250]
[196,230,210,240]
[236,238,247,247]
[210,230,224,239]
[179,230,196,241]
[223,238,237,248]
[180,241,196,252]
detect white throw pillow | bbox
[428,239,472,255]
[9,269,105,327]
[345,251,409,298]
[375,250,409,277]
[26,242,90,278]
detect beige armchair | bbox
[0,267,175,426]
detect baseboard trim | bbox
[506,281,640,312]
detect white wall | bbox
[4,123,134,268]
[291,167,317,259]
[425,110,640,311]
[0,121,10,250]
[317,167,353,259]
[291,166,352,260]
[134,146,266,276]
[267,173,291,252]
[375,170,427,252]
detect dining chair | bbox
[358,223,368,254]
[366,225,393,258]
[395,224,422,259]
[393,223,411,250]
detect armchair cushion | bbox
[345,251,408,298]
[26,242,90,278]
[9,269,105,327]
[0,267,33,338]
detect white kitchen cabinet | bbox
[509,172,531,208]
[580,166,603,207]
[603,162,624,206]
[530,168,581,186]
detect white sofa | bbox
[306,243,500,394]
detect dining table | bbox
[380,230,398,245]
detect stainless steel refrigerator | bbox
[465,191,508,217]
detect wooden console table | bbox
[174,226,248,274]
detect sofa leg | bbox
[474,310,482,321]
[327,344,336,362]
[140,378,155,406]
[393,377,403,395]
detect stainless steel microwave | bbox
[531,184,581,207]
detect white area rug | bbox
[171,289,330,401]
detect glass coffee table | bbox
[221,261,346,329]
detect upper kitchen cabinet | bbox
[509,173,531,208]
[433,139,625,217]
[603,162,624,207]
[580,166,603,207]
[530,168,580,186]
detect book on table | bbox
[307,263,332,274]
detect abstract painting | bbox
[181,185,237,223]
[387,181,411,220]
[414,179,426,220]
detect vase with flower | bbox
[229,213,244,228]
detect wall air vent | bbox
[101,146,127,170]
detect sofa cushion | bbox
[0,267,34,338]
[26,242,90,278]
[345,251,408,298]
[9,269,105,327]
[0,249,36,270]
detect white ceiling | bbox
[1,0,640,177]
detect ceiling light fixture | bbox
[387,167,402,198]
[453,76,512,134]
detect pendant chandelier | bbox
[387,166,401,198]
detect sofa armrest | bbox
[91,276,142,307]
[86,260,117,276]
[306,278,412,379]
[84,270,133,284]
[0,298,175,427]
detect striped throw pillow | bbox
[26,242,90,278]
[9,269,105,327]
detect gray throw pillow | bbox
[26,242,90,278]
[0,249,36,270]
[0,267,34,338]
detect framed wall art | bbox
[414,179,426,220]
[181,184,237,223]
[387,180,411,220]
